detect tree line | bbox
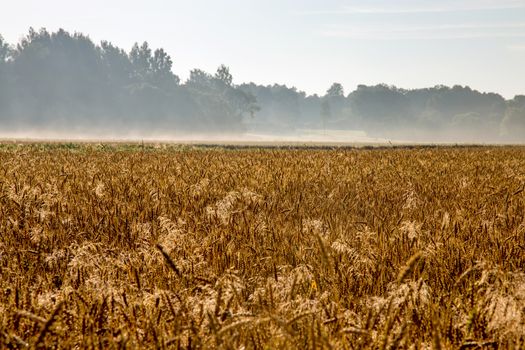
[241,83,525,142]
[0,28,258,137]
[1,28,524,142]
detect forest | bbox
[1,28,524,142]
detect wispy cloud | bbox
[321,22,525,40]
[298,0,525,15]
[342,3,525,14]
[507,44,525,51]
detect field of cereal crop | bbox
[1,143,524,348]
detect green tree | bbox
[501,96,525,142]
[227,87,260,119]
[129,42,152,81]
[0,35,12,121]
[187,69,213,89]
[11,28,107,126]
[326,82,344,97]
[320,100,331,133]
[215,64,233,87]
[100,41,133,88]
[150,48,179,88]
[0,35,10,62]
[185,67,258,130]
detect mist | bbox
[1,29,524,144]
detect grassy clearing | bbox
[1,144,524,348]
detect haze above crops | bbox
[1,26,524,143]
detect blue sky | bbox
[2,0,525,98]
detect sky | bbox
[1,0,525,98]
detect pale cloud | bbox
[298,0,525,15]
[507,44,525,51]
[321,22,525,40]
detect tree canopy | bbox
[0,28,523,142]
[0,28,255,135]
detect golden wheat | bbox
[0,143,524,349]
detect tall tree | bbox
[0,35,12,121]
[0,35,10,63]
[326,82,344,97]
[11,28,107,126]
[150,48,179,88]
[320,100,331,132]
[100,41,133,88]
[215,64,233,87]
[187,69,213,89]
[501,96,525,142]
[129,42,152,81]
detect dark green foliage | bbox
[0,28,523,142]
[0,28,257,136]
[241,83,518,142]
[500,96,525,142]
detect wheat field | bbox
[0,143,524,349]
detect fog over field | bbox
[1,19,524,144]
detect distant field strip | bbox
[1,144,524,348]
